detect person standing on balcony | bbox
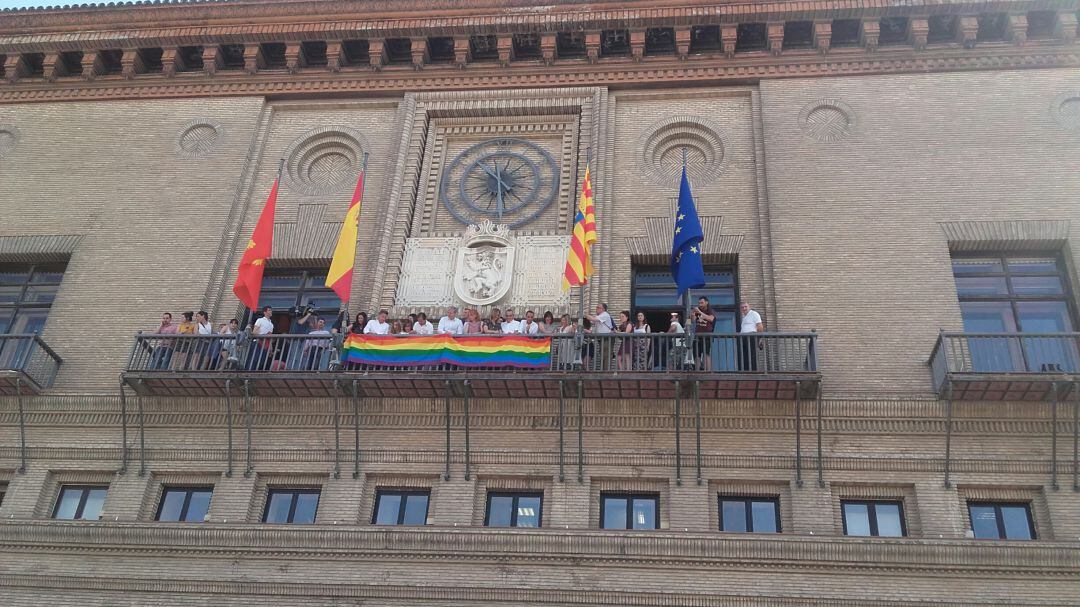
[667,311,686,371]
[584,304,614,370]
[738,301,764,372]
[413,312,434,335]
[191,311,213,370]
[438,306,464,335]
[557,313,577,369]
[364,310,391,335]
[247,306,276,371]
[691,296,716,371]
[501,308,523,334]
[616,310,634,370]
[349,312,368,336]
[218,318,240,369]
[537,311,557,335]
[522,310,540,335]
[483,308,503,334]
[150,312,178,370]
[303,318,332,370]
[174,311,198,370]
[633,312,651,370]
[463,309,484,334]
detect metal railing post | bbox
[16,377,26,474]
[1051,381,1059,491]
[463,380,471,482]
[243,379,253,477]
[577,379,584,484]
[794,380,802,488]
[558,379,565,483]
[1073,380,1079,492]
[332,380,341,480]
[117,376,128,475]
[136,393,146,476]
[352,379,361,480]
[444,380,452,481]
[224,378,233,477]
[943,381,954,488]
[674,379,682,486]
[815,382,824,488]
[694,380,702,486]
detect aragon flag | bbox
[325,156,368,302]
[232,173,279,311]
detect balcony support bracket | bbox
[674,380,683,486]
[136,393,146,476]
[463,380,472,482]
[332,380,341,480]
[816,382,824,488]
[1073,380,1079,492]
[352,379,361,480]
[16,377,27,474]
[243,379,253,478]
[224,378,234,477]
[795,380,803,488]
[1051,381,1059,491]
[117,375,128,475]
[558,379,565,483]
[694,380,703,486]
[577,379,584,484]
[943,380,954,488]
[444,380,452,481]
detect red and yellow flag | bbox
[562,164,597,291]
[326,162,367,302]
[232,175,279,310]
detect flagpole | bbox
[577,147,591,331]
[340,152,369,332]
[571,148,591,369]
[681,148,695,369]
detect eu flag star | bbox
[677,213,685,221]
[675,226,682,234]
[689,246,698,254]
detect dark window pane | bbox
[843,503,871,536]
[186,490,212,522]
[0,271,29,284]
[262,275,303,288]
[960,301,1018,333]
[0,286,22,304]
[293,492,319,524]
[721,500,746,532]
[1000,506,1033,540]
[158,490,187,522]
[1007,258,1058,274]
[21,285,58,303]
[82,488,106,520]
[516,496,541,528]
[1016,301,1074,333]
[1011,276,1064,295]
[952,259,1003,275]
[54,488,82,520]
[265,492,293,523]
[402,494,428,525]
[631,498,656,529]
[954,276,1008,296]
[751,500,778,533]
[602,497,627,529]
[488,495,513,527]
[30,271,64,283]
[875,503,903,537]
[374,494,402,525]
[969,505,1000,539]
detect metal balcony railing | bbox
[0,334,63,391]
[125,332,818,375]
[930,332,1080,392]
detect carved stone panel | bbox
[395,236,458,307]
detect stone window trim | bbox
[589,477,670,529]
[358,472,441,526]
[707,480,791,533]
[939,219,1070,254]
[0,234,82,264]
[830,483,921,537]
[138,471,221,522]
[35,469,114,519]
[471,475,552,526]
[956,485,1051,540]
[247,473,328,523]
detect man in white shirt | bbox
[247,306,276,370]
[585,303,614,334]
[364,310,391,335]
[413,312,435,335]
[303,318,333,370]
[521,310,540,335]
[253,306,275,335]
[437,306,464,335]
[500,308,523,334]
[738,301,764,371]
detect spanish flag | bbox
[325,156,367,302]
[562,163,597,290]
[232,173,279,310]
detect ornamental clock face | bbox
[439,137,560,228]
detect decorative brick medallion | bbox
[638,115,727,188]
[0,124,20,158]
[283,126,367,196]
[798,99,856,142]
[175,120,221,158]
[1050,92,1080,131]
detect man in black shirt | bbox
[690,296,715,371]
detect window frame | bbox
[52,484,108,520]
[0,262,66,335]
[967,501,1037,540]
[155,485,214,522]
[840,499,907,537]
[717,495,781,533]
[483,491,544,528]
[248,268,342,333]
[951,252,1078,332]
[599,492,660,530]
[371,489,431,526]
[261,487,321,524]
[631,265,739,331]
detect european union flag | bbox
[670,166,705,296]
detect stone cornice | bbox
[0,520,1077,576]
[1,46,1078,105]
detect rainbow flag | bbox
[343,334,551,369]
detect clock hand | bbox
[494,159,505,218]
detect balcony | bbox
[0,334,63,395]
[930,333,1080,400]
[121,332,820,400]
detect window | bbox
[951,254,1078,372]
[254,270,342,333]
[601,493,659,530]
[262,488,320,524]
[968,502,1035,540]
[372,490,429,525]
[156,486,213,522]
[719,496,780,533]
[841,500,905,537]
[485,492,542,528]
[53,485,107,520]
[0,263,65,336]
[0,482,6,507]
